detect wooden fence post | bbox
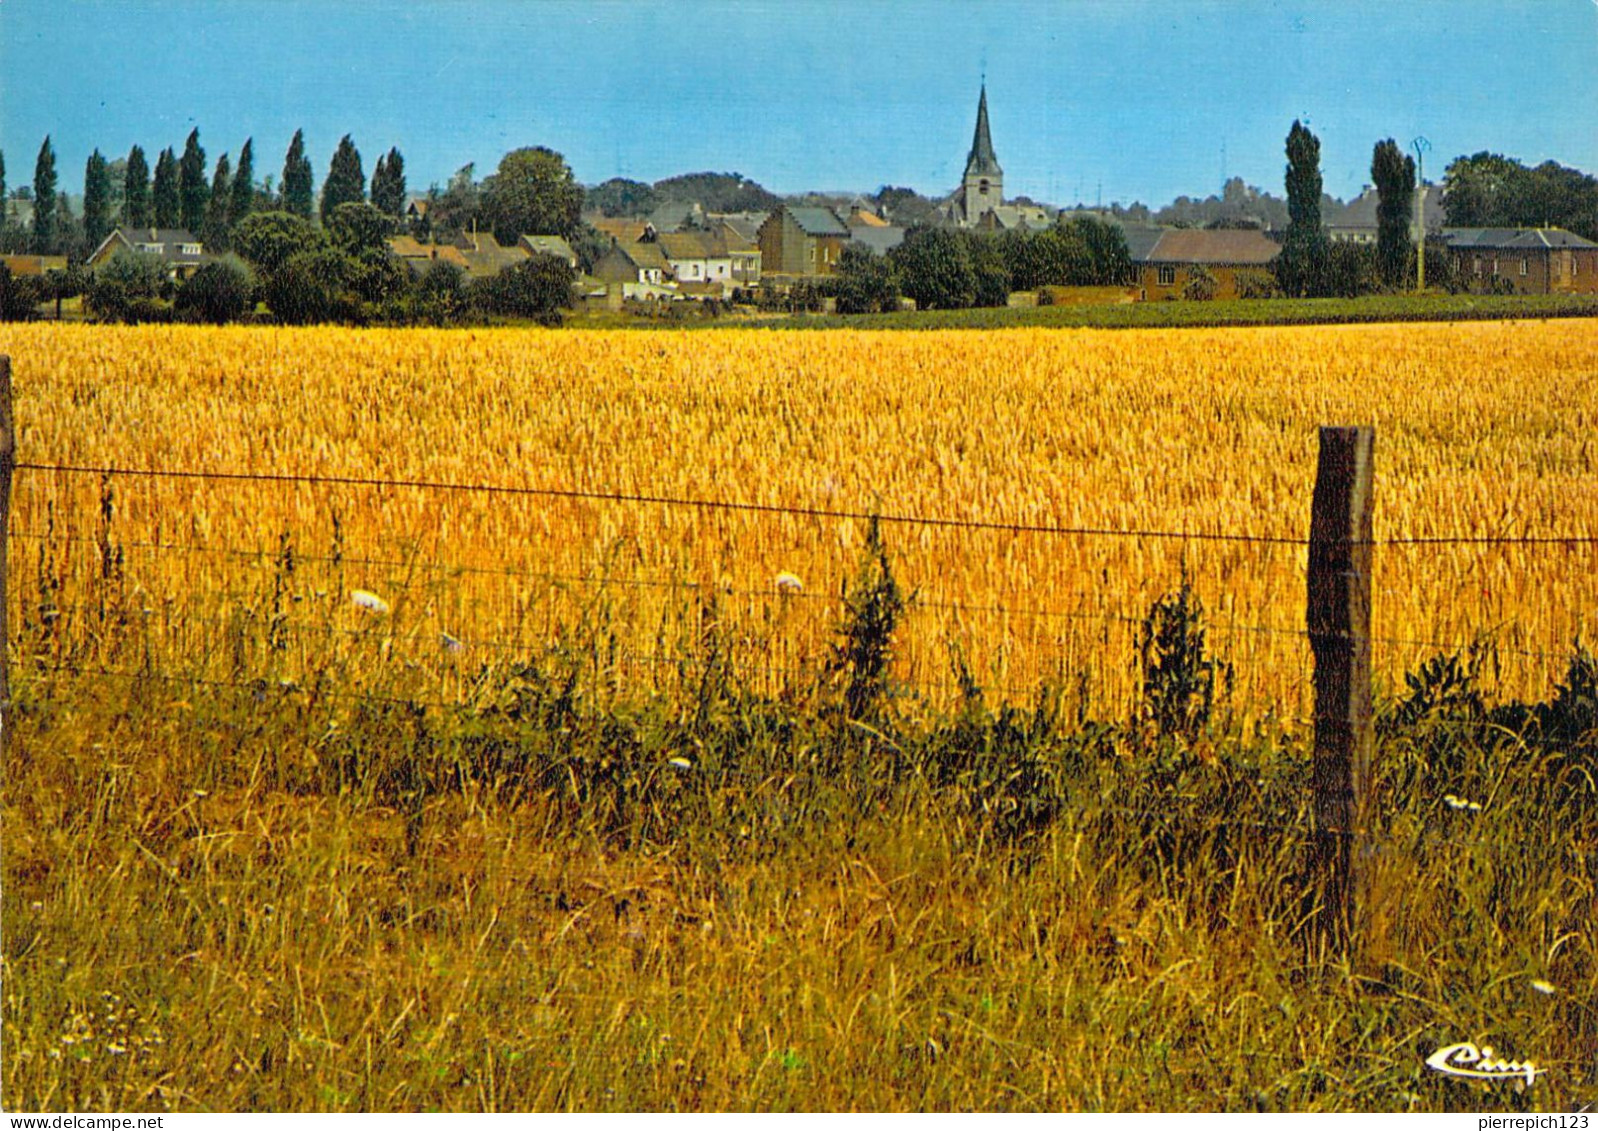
[0,356,13,753]
[1306,424,1375,951]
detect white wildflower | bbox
[351,589,391,615]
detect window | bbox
[1520,258,1529,277]
[1492,259,1499,275]
[1473,257,1482,275]
[1157,265,1176,286]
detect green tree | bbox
[426,164,480,238]
[327,200,391,254]
[370,147,405,218]
[175,256,255,323]
[83,149,114,249]
[1278,120,1328,297]
[230,138,255,228]
[1371,138,1416,289]
[178,128,209,233]
[123,145,150,228]
[152,147,180,228]
[32,137,58,254]
[0,149,6,219]
[204,153,233,251]
[472,253,575,324]
[282,130,314,219]
[232,210,325,274]
[966,231,1011,307]
[263,247,361,324]
[481,147,583,245]
[889,225,976,310]
[833,243,900,314]
[584,177,656,217]
[320,135,365,223]
[412,260,467,324]
[0,262,44,321]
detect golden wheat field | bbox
[1,319,1596,718]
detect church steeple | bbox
[964,84,1002,179]
[959,83,1003,225]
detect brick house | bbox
[757,205,851,277]
[88,227,207,280]
[654,230,734,289]
[1129,229,1280,299]
[592,240,674,298]
[1443,228,1598,294]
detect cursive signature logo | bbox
[1426,1042,1544,1085]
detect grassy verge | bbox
[4,593,1596,1111]
[740,292,1598,332]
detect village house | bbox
[88,227,207,280]
[0,254,70,277]
[653,230,734,290]
[386,234,469,276]
[1128,228,1280,299]
[519,234,579,269]
[591,239,675,299]
[708,221,762,285]
[455,230,530,279]
[1327,184,1445,244]
[1443,227,1598,294]
[757,205,851,277]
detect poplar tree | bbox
[282,130,314,219]
[178,128,209,233]
[319,135,365,222]
[1278,120,1328,297]
[204,153,232,250]
[32,136,57,254]
[124,145,150,228]
[152,147,180,228]
[1372,138,1417,288]
[371,147,406,218]
[83,149,114,248]
[230,138,255,227]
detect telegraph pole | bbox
[1412,137,1431,292]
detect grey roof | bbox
[1332,183,1446,231]
[647,201,703,232]
[1442,227,1598,250]
[520,234,577,261]
[1134,229,1281,265]
[787,206,850,237]
[849,225,907,256]
[713,214,765,243]
[964,84,1002,179]
[93,227,206,264]
[1119,226,1166,261]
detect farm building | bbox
[1442,228,1598,294]
[1128,228,1280,300]
[757,205,851,277]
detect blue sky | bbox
[3,0,1596,208]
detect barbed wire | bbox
[12,460,1312,546]
[18,460,1598,549]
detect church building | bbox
[952,84,1003,227]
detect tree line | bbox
[0,131,593,327]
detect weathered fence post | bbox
[1306,425,1374,951]
[0,356,13,754]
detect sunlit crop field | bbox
[5,320,1598,1113]
[2,320,1594,718]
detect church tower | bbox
[960,84,1003,225]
